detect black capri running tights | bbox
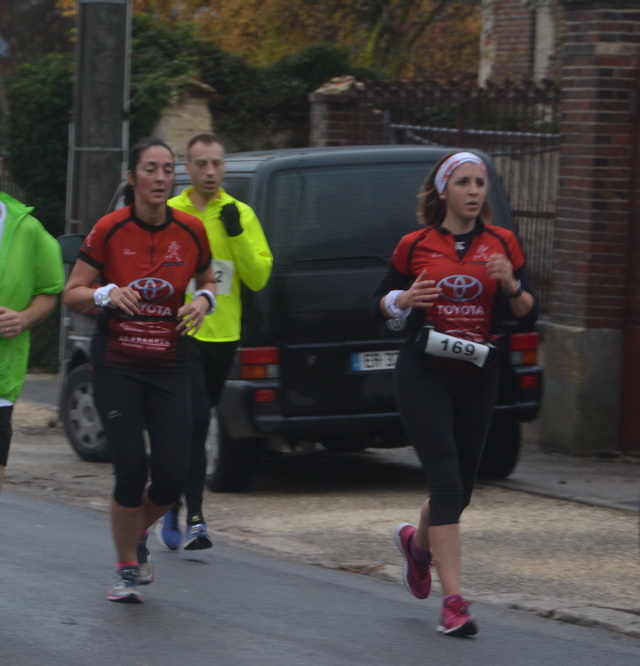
[395,347,499,526]
[0,405,13,467]
[93,365,192,508]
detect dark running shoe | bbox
[394,522,432,599]
[183,522,213,551]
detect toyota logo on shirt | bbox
[438,275,483,302]
[129,278,174,302]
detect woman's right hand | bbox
[398,270,441,309]
[108,287,141,316]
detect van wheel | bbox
[205,410,256,493]
[478,422,521,480]
[61,364,110,462]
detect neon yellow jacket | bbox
[168,187,273,342]
[0,193,64,402]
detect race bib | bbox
[213,258,234,296]
[424,330,490,368]
[185,259,234,297]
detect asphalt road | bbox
[8,374,640,642]
[1,490,639,666]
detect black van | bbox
[58,145,542,491]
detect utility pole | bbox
[66,0,131,235]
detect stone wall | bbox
[153,89,214,161]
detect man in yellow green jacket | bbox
[158,134,272,549]
[0,155,64,489]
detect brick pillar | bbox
[309,78,389,147]
[541,0,640,453]
[620,76,640,451]
[309,89,361,147]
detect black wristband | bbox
[507,280,523,298]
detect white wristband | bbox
[193,289,216,315]
[384,290,412,319]
[94,283,118,307]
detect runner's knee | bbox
[428,480,464,525]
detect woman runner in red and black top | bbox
[371,151,538,636]
[64,138,217,604]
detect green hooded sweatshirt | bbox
[0,192,63,402]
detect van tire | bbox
[205,413,256,493]
[478,422,521,480]
[61,364,110,463]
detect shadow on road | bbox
[244,447,426,495]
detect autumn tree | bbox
[57,0,481,79]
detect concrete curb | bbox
[487,479,639,514]
[477,594,640,638]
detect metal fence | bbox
[355,79,561,316]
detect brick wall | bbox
[480,0,564,83]
[552,2,640,328]
[540,0,640,453]
[491,0,536,79]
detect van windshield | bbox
[266,163,433,266]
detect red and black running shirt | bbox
[79,205,212,370]
[376,221,528,344]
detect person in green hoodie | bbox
[0,151,64,489]
[156,134,272,550]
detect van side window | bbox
[266,164,433,265]
[221,178,250,203]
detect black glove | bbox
[220,203,243,237]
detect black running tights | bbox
[394,348,498,526]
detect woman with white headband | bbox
[371,150,537,636]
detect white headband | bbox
[434,152,487,194]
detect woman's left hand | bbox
[176,298,209,336]
[486,253,519,294]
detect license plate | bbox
[350,350,399,372]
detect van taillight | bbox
[254,389,277,403]
[519,374,540,389]
[239,347,280,379]
[509,332,539,365]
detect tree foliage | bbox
[5,53,73,236]
[56,0,481,79]
[2,0,74,63]
[127,14,204,143]
[3,15,370,238]
[126,16,376,150]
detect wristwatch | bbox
[507,280,523,299]
[97,292,112,307]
